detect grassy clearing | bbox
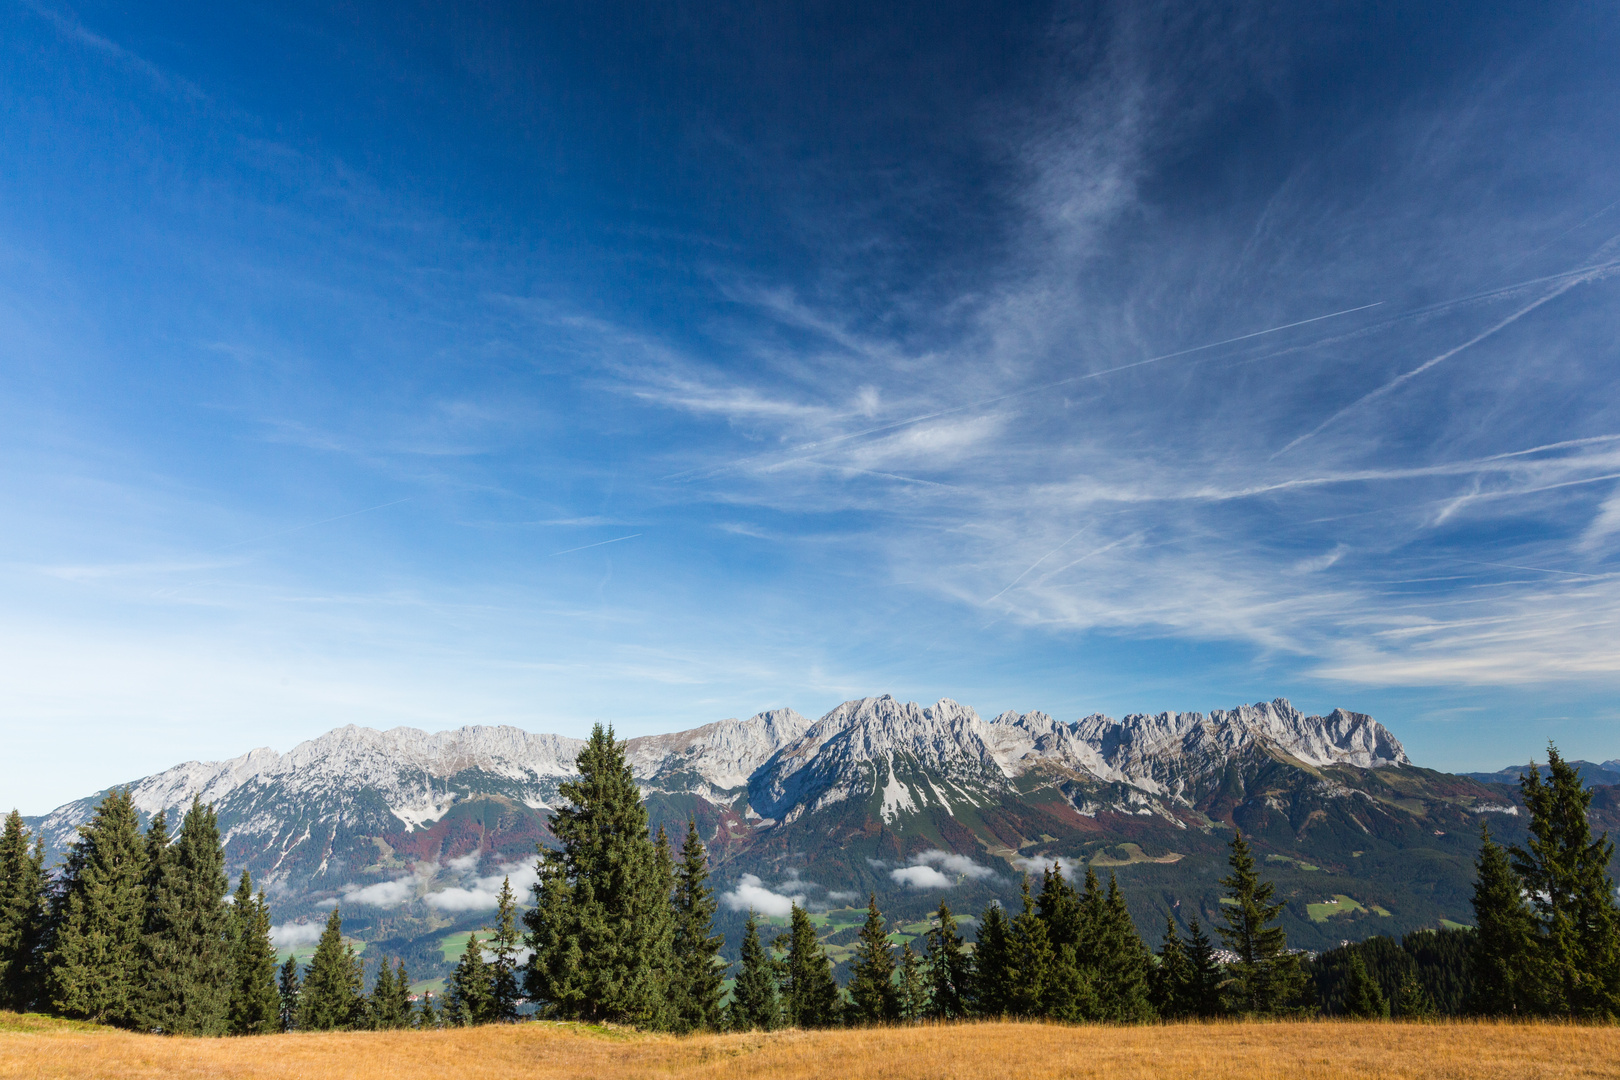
[2,1015,1616,1079]
[1306,894,1392,922]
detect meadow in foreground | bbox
[2,1015,1618,1080]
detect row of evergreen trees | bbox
[0,794,281,1033]
[721,831,1301,1030]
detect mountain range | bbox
[21,695,1613,986]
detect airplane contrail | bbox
[1273,268,1605,458]
[545,533,642,557]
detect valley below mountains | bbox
[24,695,1611,987]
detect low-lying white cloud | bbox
[424,859,538,912]
[720,873,806,917]
[890,865,951,889]
[1011,854,1083,879]
[270,921,324,949]
[340,877,417,908]
[889,849,998,888]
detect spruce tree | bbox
[299,907,362,1031]
[1183,918,1225,1018]
[1510,745,1620,1018]
[488,877,522,1022]
[46,788,148,1025]
[1037,865,1097,1022]
[1216,830,1304,1015]
[1153,915,1193,1019]
[416,988,440,1029]
[1005,876,1053,1017]
[1343,951,1388,1018]
[1394,968,1435,1019]
[448,933,494,1026]
[0,812,48,1011]
[728,910,780,1031]
[390,960,413,1028]
[1470,821,1541,1015]
[368,957,413,1030]
[368,957,396,1030]
[848,894,898,1024]
[779,903,841,1028]
[896,941,926,1021]
[922,901,971,1020]
[669,820,726,1032]
[277,955,301,1031]
[523,723,675,1027]
[970,901,1013,1016]
[227,871,281,1034]
[138,796,233,1035]
[1095,873,1154,1021]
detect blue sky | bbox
[3,1,1619,812]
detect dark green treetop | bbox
[970,900,1013,1016]
[778,903,840,1029]
[1217,830,1305,1015]
[727,910,780,1032]
[1510,744,1620,1018]
[277,954,301,1032]
[227,870,282,1035]
[669,820,726,1033]
[922,901,971,1020]
[299,906,363,1031]
[896,941,926,1021]
[139,796,233,1035]
[448,932,494,1026]
[1343,952,1388,1018]
[0,811,48,1011]
[488,877,523,1023]
[46,788,148,1026]
[1470,821,1542,1015]
[523,723,675,1027]
[847,894,898,1024]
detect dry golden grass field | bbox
[2,1013,1618,1080]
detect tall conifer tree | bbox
[1037,864,1097,1021]
[1216,831,1304,1015]
[1153,915,1193,1019]
[488,877,522,1022]
[1510,745,1620,1018]
[448,933,494,1026]
[299,907,362,1031]
[46,788,148,1025]
[670,820,726,1032]
[1470,821,1541,1014]
[1182,918,1225,1018]
[922,901,971,1019]
[970,901,1012,1016]
[1343,951,1388,1018]
[0,812,48,1011]
[227,871,281,1034]
[728,911,780,1031]
[896,941,926,1021]
[277,955,301,1031]
[1096,873,1154,1021]
[522,723,674,1027]
[368,958,396,1030]
[848,894,898,1024]
[1005,877,1053,1017]
[779,903,841,1028]
[140,796,232,1034]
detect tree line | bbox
[2,731,1617,1032]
